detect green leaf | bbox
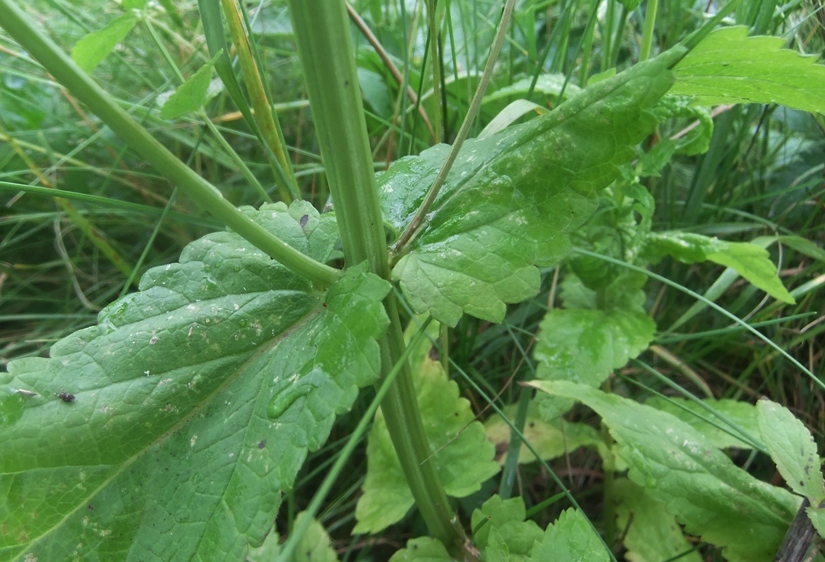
[530,508,610,562]
[529,381,799,562]
[160,52,222,119]
[645,396,760,450]
[533,273,655,420]
[644,231,795,303]
[354,324,499,534]
[388,537,453,562]
[807,507,825,540]
[754,235,825,263]
[651,95,713,155]
[485,401,605,465]
[381,50,682,326]
[0,202,390,561]
[471,496,543,558]
[614,478,702,562]
[481,74,581,115]
[672,26,825,114]
[246,512,338,562]
[289,512,339,562]
[71,13,138,73]
[757,399,825,504]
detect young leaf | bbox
[485,401,606,465]
[644,231,795,303]
[160,52,222,120]
[71,13,138,73]
[535,274,655,387]
[529,381,800,562]
[530,508,610,561]
[388,537,453,561]
[354,329,499,534]
[671,26,825,114]
[806,507,825,540]
[381,49,683,327]
[0,202,389,561]
[470,495,543,556]
[246,512,338,562]
[645,396,760,450]
[614,478,702,562]
[533,273,655,420]
[757,398,825,505]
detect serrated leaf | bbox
[757,399,825,505]
[652,95,713,156]
[289,512,339,562]
[354,327,499,534]
[645,231,795,303]
[471,496,543,558]
[645,396,760,450]
[533,273,655,420]
[381,50,682,326]
[614,478,702,562]
[0,202,390,561]
[388,537,453,562]
[246,512,338,562]
[485,401,605,464]
[530,508,610,562]
[807,507,825,539]
[160,52,222,119]
[72,14,138,73]
[672,26,825,114]
[529,381,799,562]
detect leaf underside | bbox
[645,396,760,450]
[530,381,799,562]
[644,231,795,303]
[380,49,682,327]
[0,202,389,562]
[757,399,825,505]
[614,478,702,562]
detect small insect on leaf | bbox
[57,391,75,403]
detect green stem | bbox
[278,317,434,562]
[0,0,339,288]
[639,0,658,61]
[202,114,273,203]
[286,0,468,555]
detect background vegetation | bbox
[1,0,823,559]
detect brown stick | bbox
[774,498,822,562]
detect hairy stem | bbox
[285,0,470,555]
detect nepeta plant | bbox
[1,0,824,560]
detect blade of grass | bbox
[574,248,823,390]
[220,0,297,202]
[0,0,340,287]
[393,0,517,253]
